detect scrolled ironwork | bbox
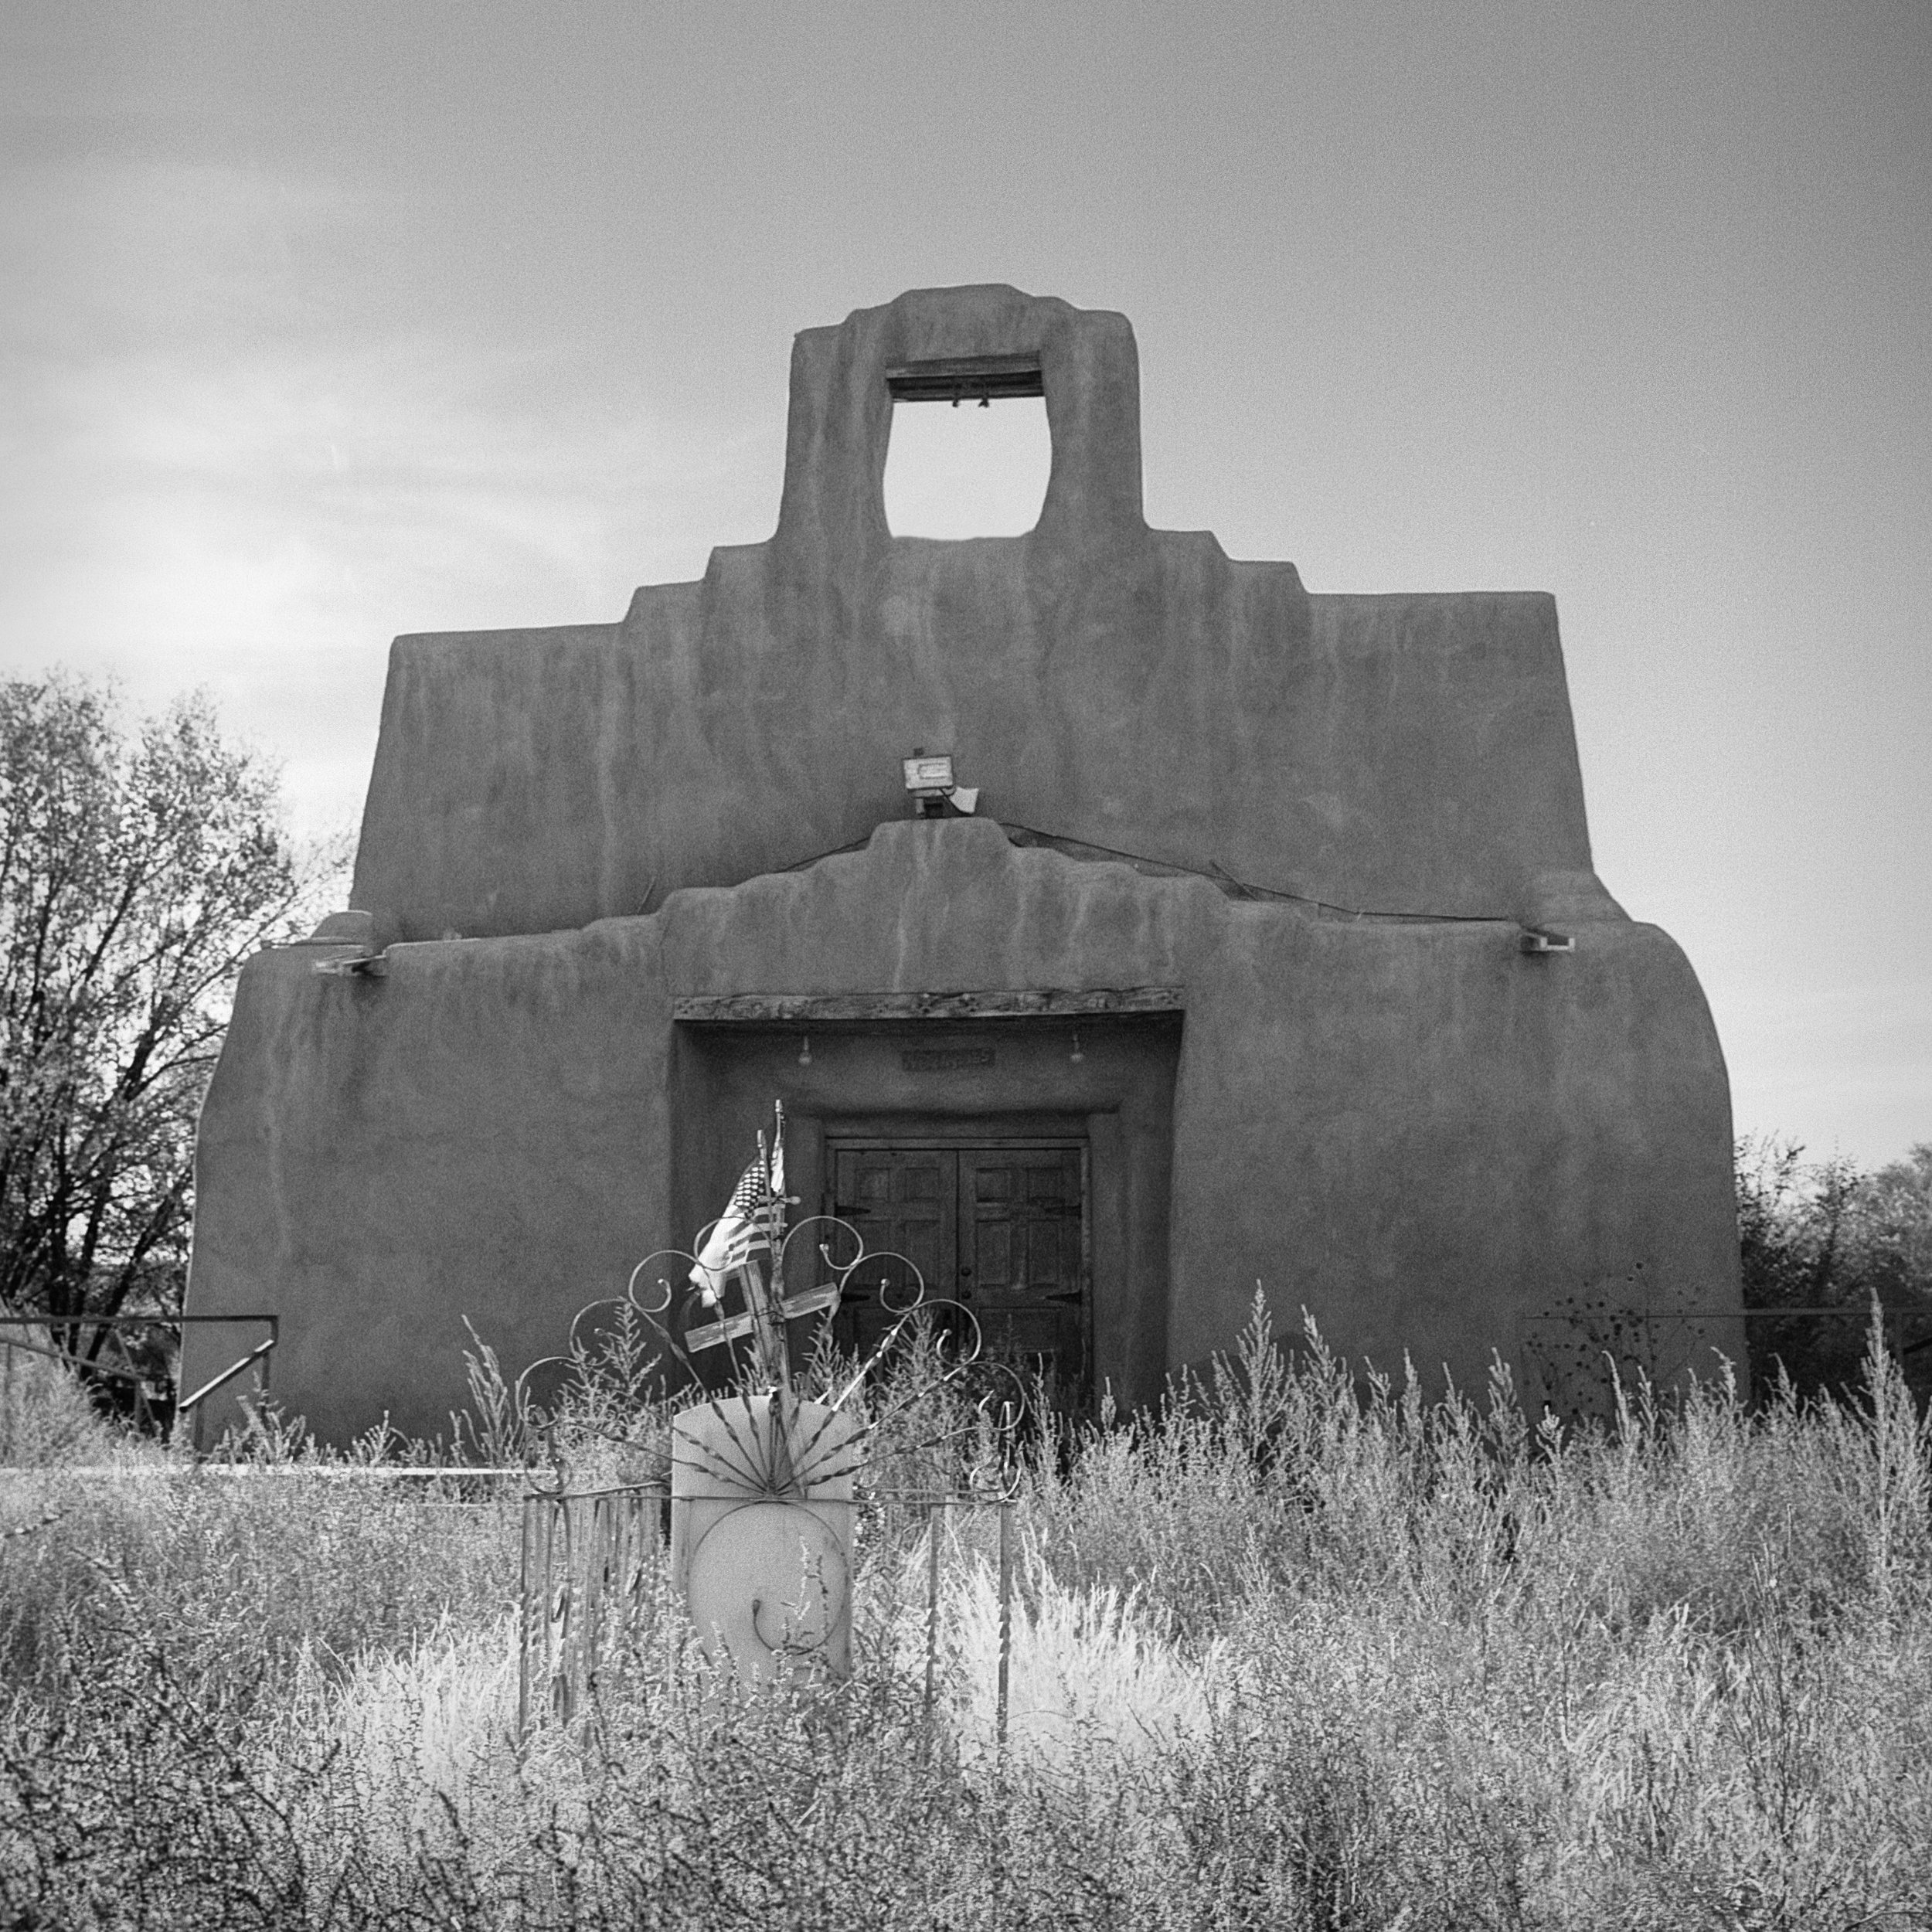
[515,1202,1032,1492]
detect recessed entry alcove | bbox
[670,1002,1182,1405]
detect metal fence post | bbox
[996,1497,1012,1752]
[923,1498,942,1723]
[517,1494,536,1738]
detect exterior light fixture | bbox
[902,749,979,818]
[798,1035,812,1066]
[312,954,387,980]
[1069,1028,1084,1064]
[1519,927,1575,955]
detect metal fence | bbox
[518,1485,1015,1736]
[0,1312,278,1448]
[1519,1304,1932,1420]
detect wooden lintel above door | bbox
[672,987,1181,1024]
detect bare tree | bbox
[0,675,340,1356]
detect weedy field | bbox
[2,1303,1928,1931]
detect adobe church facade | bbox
[184,285,1742,1443]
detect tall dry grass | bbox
[2,1294,1927,1928]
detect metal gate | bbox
[518,1485,1016,1736]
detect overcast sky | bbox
[2,1,1927,1167]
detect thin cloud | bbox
[0,151,775,838]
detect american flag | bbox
[689,1106,785,1304]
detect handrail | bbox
[0,1313,282,1329]
[176,1337,278,1415]
[1,1313,281,1450]
[0,1332,145,1383]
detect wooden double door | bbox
[825,1140,1087,1392]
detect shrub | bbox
[0,1328,134,1468]
[2,1295,1930,1928]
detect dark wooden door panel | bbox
[962,1146,1084,1386]
[964,1148,1080,1292]
[826,1139,1088,1393]
[831,1146,956,1358]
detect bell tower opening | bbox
[883,353,1050,539]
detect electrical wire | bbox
[774,816,1515,926]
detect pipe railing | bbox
[0,1312,279,1449]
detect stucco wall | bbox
[350,287,1611,944]
[187,821,1736,1443]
